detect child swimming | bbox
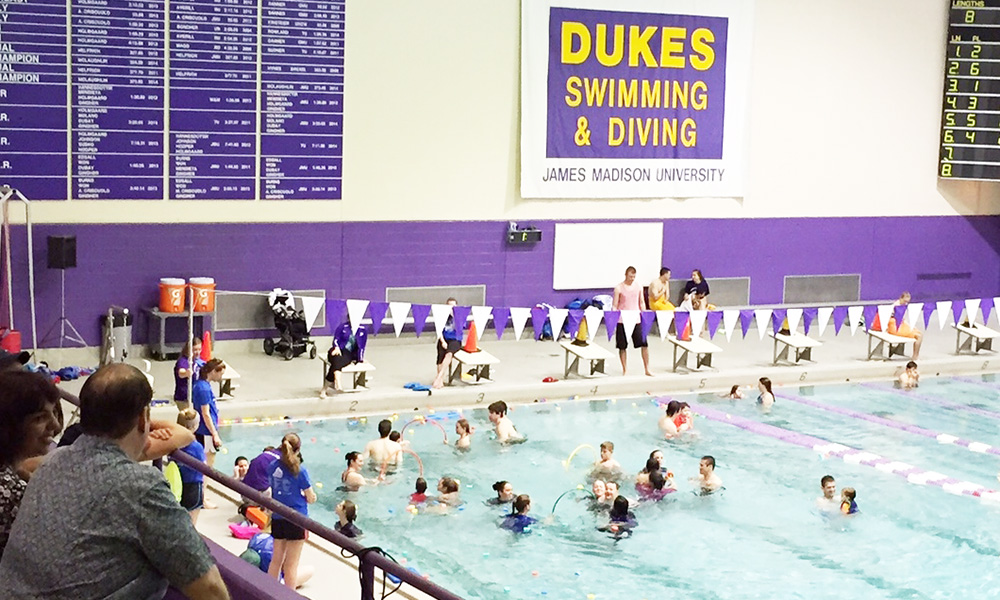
[488,401,524,444]
[592,441,623,479]
[410,477,428,504]
[599,495,637,537]
[840,487,859,515]
[455,418,473,450]
[499,494,537,534]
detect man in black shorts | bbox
[612,266,651,376]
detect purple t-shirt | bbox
[173,356,204,402]
[243,449,280,492]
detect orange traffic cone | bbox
[463,321,480,353]
[200,330,212,361]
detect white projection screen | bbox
[553,222,664,290]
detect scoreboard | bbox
[0,0,344,201]
[940,1,1000,180]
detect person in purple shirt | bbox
[173,338,204,407]
[243,446,281,494]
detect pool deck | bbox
[43,321,1000,600]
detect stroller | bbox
[263,289,317,360]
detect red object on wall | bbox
[1,329,22,353]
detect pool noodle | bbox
[860,382,1000,422]
[690,402,999,500]
[776,392,1000,459]
[550,488,594,514]
[563,444,596,470]
[400,418,448,444]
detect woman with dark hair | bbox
[658,400,681,438]
[599,495,637,536]
[757,377,775,408]
[0,371,63,559]
[192,358,225,469]
[267,433,316,590]
[340,451,381,491]
[486,480,514,506]
[173,337,203,408]
[682,269,710,303]
[499,494,536,533]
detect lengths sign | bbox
[521,0,752,198]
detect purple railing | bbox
[59,389,465,600]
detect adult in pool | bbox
[499,494,537,534]
[486,480,515,506]
[340,451,382,491]
[757,377,775,409]
[692,455,722,495]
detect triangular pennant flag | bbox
[892,305,906,330]
[706,311,723,339]
[770,309,787,334]
[452,306,472,336]
[567,310,584,339]
[346,299,369,334]
[603,310,621,341]
[367,302,389,335]
[584,306,604,341]
[548,308,569,341]
[471,306,493,342]
[619,309,640,337]
[754,308,773,340]
[722,309,739,342]
[640,311,656,341]
[787,308,803,335]
[690,310,708,338]
[531,307,549,340]
[983,298,995,326]
[430,304,452,338]
[876,304,892,332]
[656,310,675,341]
[300,296,325,332]
[906,302,923,330]
[862,305,877,331]
[326,299,348,329]
[674,311,690,339]
[739,309,754,338]
[411,304,431,337]
[965,298,981,325]
[831,306,848,335]
[994,297,1000,325]
[951,301,964,327]
[936,300,953,329]
[492,307,510,339]
[921,302,936,330]
[388,302,410,338]
[847,306,864,336]
[510,307,531,341]
[816,307,833,337]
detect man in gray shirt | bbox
[0,364,230,600]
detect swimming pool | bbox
[220,376,1000,599]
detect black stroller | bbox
[263,289,317,360]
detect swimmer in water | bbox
[599,495,637,536]
[659,400,681,439]
[815,475,839,513]
[410,477,428,504]
[486,480,515,506]
[722,385,744,400]
[361,419,402,472]
[592,441,622,479]
[436,477,462,507]
[499,494,537,533]
[604,480,621,506]
[589,479,608,511]
[673,402,694,433]
[840,487,859,515]
[488,401,524,444]
[757,377,775,409]
[636,456,675,496]
[455,418,473,450]
[691,455,722,495]
[898,361,919,389]
[340,451,383,491]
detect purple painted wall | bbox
[5,216,1000,348]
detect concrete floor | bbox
[41,319,1000,600]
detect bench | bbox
[769,332,822,365]
[666,336,722,372]
[559,340,613,378]
[865,329,914,360]
[953,322,1000,354]
[450,349,500,385]
[319,357,376,391]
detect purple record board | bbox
[0,0,345,200]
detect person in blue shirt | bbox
[500,494,537,534]
[266,433,317,590]
[175,409,206,525]
[192,358,225,469]
[432,298,462,389]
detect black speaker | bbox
[47,235,77,269]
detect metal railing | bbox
[59,389,465,600]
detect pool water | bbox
[220,377,1000,600]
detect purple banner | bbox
[922,303,936,329]
[604,310,621,340]
[531,307,548,341]
[739,309,753,338]
[983,298,994,324]
[674,311,689,338]
[411,304,430,338]
[368,302,388,335]
[492,307,511,339]
[640,310,656,341]
[802,307,817,335]
[706,310,722,338]
[546,7,728,160]
[832,306,848,334]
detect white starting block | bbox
[450,349,500,385]
[769,332,822,365]
[559,340,613,378]
[320,357,376,391]
[666,336,722,372]
[219,362,240,398]
[866,329,914,360]
[953,322,1000,354]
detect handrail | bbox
[57,389,465,600]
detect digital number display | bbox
[0,0,344,200]
[940,1,1000,180]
